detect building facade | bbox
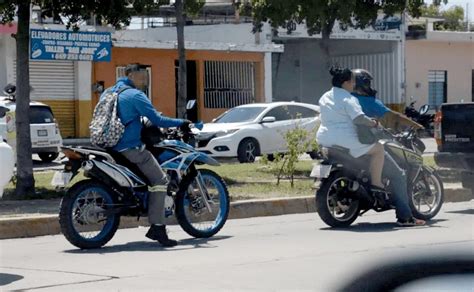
[405,30,474,110]
[1,23,282,138]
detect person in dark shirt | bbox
[351,69,424,226]
[351,69,422,131]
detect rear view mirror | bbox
[419,104,429,115]
[0,106,9,119]
[186,99,196,110]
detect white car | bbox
[195,102,320,163]
[0,94,63,163]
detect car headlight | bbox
[215,129,239,137]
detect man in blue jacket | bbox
[352,69,424,226]
[102,63,190,246]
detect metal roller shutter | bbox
[14,61,76,137]
[332,52,399,105]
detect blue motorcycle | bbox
[55,122,230,249]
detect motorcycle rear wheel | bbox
[316,171,360,228]
[59,179,120,249]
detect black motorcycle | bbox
[312,128,444,227]
[405,102,435,136]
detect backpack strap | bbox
[115,85,131,95]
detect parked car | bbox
[434,102,474,196]
[0,84,63,162]
[194,102,320,163]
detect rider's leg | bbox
[367,142,385,188]
[383,153,425,226]
[383,153,412,220]
[121,147,178,246]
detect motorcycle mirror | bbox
[419,105,429,115]
[186,99,196,110]
[0,106,9,118]
[3,83,16,96]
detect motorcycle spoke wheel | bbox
[326,178,359,222]
[410,170,443,218]
[176,169,229,238]
[71,189,111,239]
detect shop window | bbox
[428,70,447,108]
[204,61,256,109]
[116,66,152,99]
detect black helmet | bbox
[352,69,377,97]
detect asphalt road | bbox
[0,201,472,291]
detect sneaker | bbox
[397,217,426,227]
[146,225,178,247]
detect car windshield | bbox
[214,107,266,123]
[30,106,54,124]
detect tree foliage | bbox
[246,0,448,39]
[0,0,164,198]
[1,0,165,28]
[421,4,465,31]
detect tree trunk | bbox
[175,0,187,119]
[15,0,35,198]
[319,24,333,69]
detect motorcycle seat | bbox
[324,146,370,170]
[107,150,151,186]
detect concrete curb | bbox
[0,189,472,240]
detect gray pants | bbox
[121,147,168,225]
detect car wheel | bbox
[308,151,321,160]
[237,138,259,163]
[38,152,59,163]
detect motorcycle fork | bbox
[194,172,213,213]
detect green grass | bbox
[3,161,317,201]
[3,156,436,201]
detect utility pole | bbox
[467,3,470,31]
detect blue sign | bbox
[30,29,112,62]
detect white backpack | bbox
[89,86,130,148]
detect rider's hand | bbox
[180,120,192,132]
[372,119,380,128]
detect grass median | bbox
[3,157,437,201]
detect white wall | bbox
[114,23,271,45]
[406,40,474,107]
[0,35,16,88]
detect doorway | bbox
[175,60,198,121]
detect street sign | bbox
[30,29,112,62]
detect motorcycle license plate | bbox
[51,171,73,187]
[310,164,332,178]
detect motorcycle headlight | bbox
[215,129,238,137]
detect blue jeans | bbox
[383,153,413,221]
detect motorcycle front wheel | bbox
[59,179,120,249]
[176,169,230,238]
[316,171,360,228]
[409,168,444,220]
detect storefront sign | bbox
[30,29,112,62]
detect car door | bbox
[259,105,293,154]
[287,105,319,132]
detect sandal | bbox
[397,217,426,227]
